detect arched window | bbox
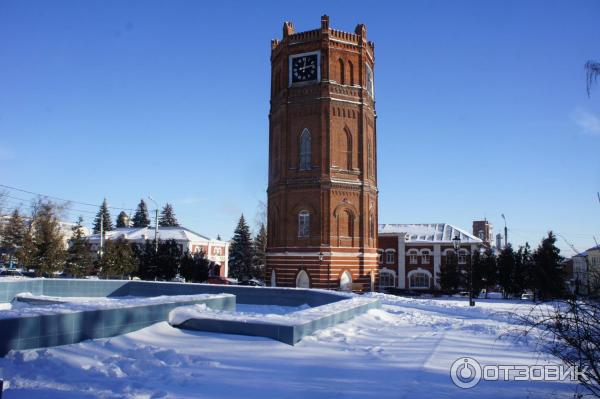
[348,61,354,85]
[386,249,395,264]
[298,210,310,238]
[340,271,352,291]
[379,269,396,290]
[336,208,354,246]
[335,129,352,170]
[367,137,374,178]
[408,249,418,265]
[338,58,345,85]
[421,250,431,264]
[345,209,354,238]
[296,270,310,288]
[299,129,311,170]
[343,128,352,170]
[409,270,431,289]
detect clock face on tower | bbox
[289,52,319,84]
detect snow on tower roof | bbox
[378,223,483,244]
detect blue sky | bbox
[0,0,598,255]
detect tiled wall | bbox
[0,291,235,356]
[0,279,345,307]
[0,279,361,354]
[177,298,381,345]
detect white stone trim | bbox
[266,251,378,258]
[407,268,433,290]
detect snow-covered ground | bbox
[0,294,578,398]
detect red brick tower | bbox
[266,16,378,291]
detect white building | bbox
[378,223,485,291]
[570,245,600,295]
[86,227,229,277]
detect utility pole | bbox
[99,215,104,258]
[501,214,508,248]
[148,196,159,252]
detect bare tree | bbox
[586,60,600,97]
[517,299,600,397]
[254,199,267,232]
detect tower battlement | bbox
[271,16,375,56]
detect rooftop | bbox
[86,226,220,243]
[574,245,600,257]
[378,223,483,244]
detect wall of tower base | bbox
[266,252,380,292]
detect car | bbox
[0,270,26,278]
[521,293,534,301]
[239,279,265,287]
[207,276,236,285]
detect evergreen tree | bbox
[116,211,129,228]
[228,214,253,280]
[18,223,36,270]
[480,248,498,291]
[156,239,182,281]
[532,231,565,300]
[31,200,67,276]
[497,244,516,298]
[251,223,267,280]
[98,239,138,278]
[133,240,158,280]
[158,203,179,227]
[1,208,27,266]
[66,216,93,277]
[131,199,151,227]
[471,250,486,297]
[180,252,210,283]
[512,243,532,296]
[93,199,113,234]
[438,252,461,293]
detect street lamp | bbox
[501,213,508,248]
[453,234,475,307]
[147,196,159,252]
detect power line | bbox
[1,193,101,215]
[0,183,133,212]
[1,200,98,219]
